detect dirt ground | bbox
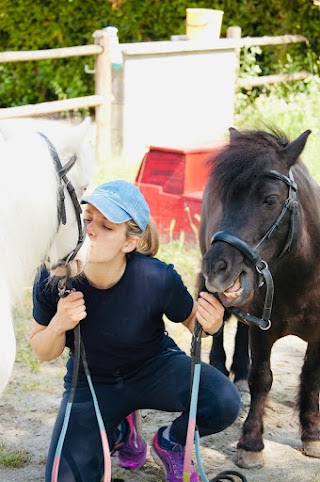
[1,319,320,482]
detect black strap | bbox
[38,131,86,266]
[212,231,261,266]
[209,470,248,482]
[257,169,298,258]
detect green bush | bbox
[0,0,319,108]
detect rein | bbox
[51,281,112,482]
[39,133,113,482]
[211,168,298,330]
[183,319,248,482]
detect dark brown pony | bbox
[198,126,320,468]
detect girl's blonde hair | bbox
[126,216,159,257]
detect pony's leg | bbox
[299,342,320,457]
[237,327,273,469]
[0,281,16,396]
[231,321,250,405]
[209,328,230,378]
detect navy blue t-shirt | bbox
[32,252,193,382]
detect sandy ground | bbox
[1,319,320,482]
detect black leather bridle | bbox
[38,132,86,291]
[211,168,298,330]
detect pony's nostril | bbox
[215,259,227,274]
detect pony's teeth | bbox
[223,276,242,299]
[223,289,243,299]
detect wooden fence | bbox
[0,29,113,165]
[0,27,310,165]
[226,26,309,89]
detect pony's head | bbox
[201,127,311,309]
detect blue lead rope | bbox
[184,319,249,482]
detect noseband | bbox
[38,132,86,285]
[211,168,298,330]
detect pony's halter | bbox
[210,168,298,330]
[38,132,86,281]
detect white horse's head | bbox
[39,118,94,279]
[0,117,95,294]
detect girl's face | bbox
[83,205,138,264]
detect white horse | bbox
[0,118,94,395]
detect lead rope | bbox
[51,276,112,482]
[183,319,248,482]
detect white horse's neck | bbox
[1,133,58,302]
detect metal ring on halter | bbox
[260,319,272,330]
[256,260,268,274]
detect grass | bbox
[0,441,31,467]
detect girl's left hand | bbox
[196,292,224,336]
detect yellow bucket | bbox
[186,8,224,41]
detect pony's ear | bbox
[283,130,311,167]
[229,127,240,142]
[63,118,91,147]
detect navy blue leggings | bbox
[46,343,241,482]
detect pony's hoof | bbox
[237,449,264,469]
[303,440,320,458]
[235,380,250,406]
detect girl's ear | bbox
[122,237,139,254]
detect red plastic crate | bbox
[135,143,224,241]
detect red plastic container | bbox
[135,142,224,241]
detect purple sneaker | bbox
[151,429,199,482]
[117,411,148,470]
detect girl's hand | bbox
[50,291,87,334]
[196,292,224,336]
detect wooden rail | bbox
[237,34,308,48]
[0,95,104,119]
[238,71,309,89]
[227,27,310,90]
[0,44,102,63]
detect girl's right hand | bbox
[50,291,87,334]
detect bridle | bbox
[38,132,86,290]
[211,168,298,330]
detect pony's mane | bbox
[208,127,290,203]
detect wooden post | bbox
[93,29,112,173]
[227,26,242,121]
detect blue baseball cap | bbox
[81,180,150,232]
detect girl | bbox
[31,180,241,482]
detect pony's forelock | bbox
[207,128,290,203]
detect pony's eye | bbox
[264,195,278,206]
[79,185,88,196]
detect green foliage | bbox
[0,0,319,107]
[235,71,320,180]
